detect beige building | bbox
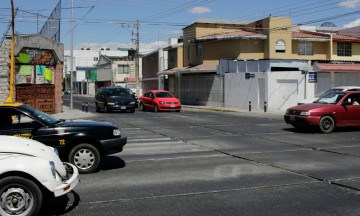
[160,17,360,111]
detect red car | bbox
[284,91,360,133]
[139,90,181,112]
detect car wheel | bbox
[69,143,101,174]
[154,104,159,112]
[138,103,144,111]
[130,108,135,113]
[95,103,100,112]
[0,176,42,216]
[175,110,181,112]
[319,116,335,133]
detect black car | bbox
[0,102,127,174]
[95,86,136,113]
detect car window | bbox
[315,92,346,104]
[105,88,131,97]
[155,92,174,98]
[0,108,37,130]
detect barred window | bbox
[275,40,286,53]
[298,41,313,55]
[196,44,203,56]
[337,43,352,57]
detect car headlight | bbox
[107,102,115,105]
[160,101,165,104]
[286,109,290,114]
[49,161,56,178]
[113,129,121,136]
[130,101,135,104]
[299,111,310,116]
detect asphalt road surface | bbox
[46,95,360,216]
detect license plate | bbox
[121,106,126,110]
[289,115,295,121]
[170,105,175,108]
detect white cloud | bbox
[343,18,360,28]
[188,6,211,14]
[338,0,360,8]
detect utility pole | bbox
[6,0,15,103]
[70,0,74,109]
[132,20,140,96]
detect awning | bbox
[314,63,360,72]
[158,63,217,75]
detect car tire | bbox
[175,110,181,112]
[138,103,144,111]
[0,176,42,216]
[154,104,159,113]
[95,103,100,112]
[319,116,335,133]
[69,143,101,174]
[130,108,135,113]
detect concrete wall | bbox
[0,40,10,103]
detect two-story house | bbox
[160,17,360,112]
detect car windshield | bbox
[155,92,174,98]
[106,88,131,97]
[314,92,346,104]
[315,88,344,97]
[20,105,60,124]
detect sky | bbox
[1,0,360,53]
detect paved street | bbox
[46,95,360,216]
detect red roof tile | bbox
[315,63,360,72]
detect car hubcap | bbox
[1,188,31,214]
[323,120,331,130]
[74,149,95,170]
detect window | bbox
[275,40,286,53]
[94,57,99,61]
[337,42,352,56]
[118,65,129,74]
[196,44,203,56]
[298,41,313,55]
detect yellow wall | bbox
[198,40,265,65]
[290,41,329,60]
[332,42,360,61]
[183,22,244,66]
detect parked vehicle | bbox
[297,86,360,105]
[95,86,136,113]
[139,90,181,112]
[0,102,127,173]
[63,89,75,95]
[0,135,79,216]
[285,91,360,133]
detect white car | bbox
[0,136,80,216]
[297,86,360,105]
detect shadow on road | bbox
[39,191,80,215]
[100,155,126,171]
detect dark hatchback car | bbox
[284,91,360,133]
[0,102,127,174]
[95,86,136,113]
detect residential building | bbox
[160,17,360,112]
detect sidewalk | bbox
[52,105,283,120]
[182,105,284,116]
[51,106,96,120]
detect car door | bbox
[0,107,58,147]
[337,94,360,126]
[142,92,151,108]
